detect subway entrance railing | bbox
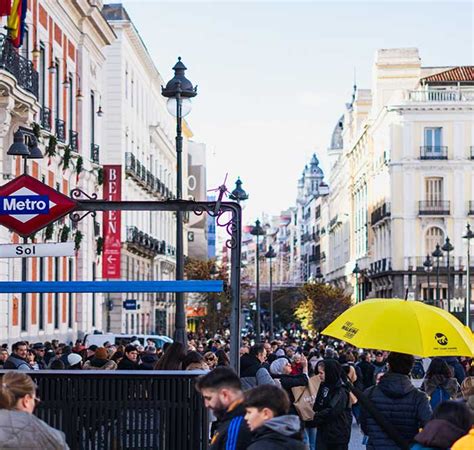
[0,370,209,450]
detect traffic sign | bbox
[123,299,138,310]
[0,175,77,237]
[0,242,75,258]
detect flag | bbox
[0,0,11,16]
[7,0,27,48]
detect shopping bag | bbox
[291,375,321,421]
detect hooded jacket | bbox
[422,375,459,398]
[411,419,468,450]
[248,415,306,450]
[441,357,466,385]
[360,372,432,450]
[0,409,69,449]
[240,354,274,391]
[82,358,117,370]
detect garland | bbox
[76,156,83,183]
[31,122,41,140]
[60,225,70,243]
[46,135,57,164]
[96,237,104,256]
[44,223,54,241]
[62,145,72,171]
[97,167,104,185]
[74,230,83,251]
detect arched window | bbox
[425,227,444,254]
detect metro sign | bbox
[0,175,77,237]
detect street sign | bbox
[0,242,75,258]
[0,175,77,237]
[123,299,138,310]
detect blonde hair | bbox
[0,371,36,410]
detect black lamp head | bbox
[161,57,197,99]
[250,219,265,236]
[7,129,29,156]
[27,135,43,159]
[352,262,360,274]
[229,177,249,202]
[423,254,433,270]
[463,224,474,240]
[432,243,443,258]
[265,245,276,259]
[441,237,454,253]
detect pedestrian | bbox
[0,348,8,369]
[3,341,31,370]
[313,359,352,450]
[195,367,253,449]
[82,347,117,370]
[67,353,83,370]
[440,357,466,385]
[411,401,472,450]
[154,342,186,370]
[59,346,72,368]
[360,352,432,450]
[31,343,46,369]
[205,351,219,370]
[215,349,230,367]
[422,357,460,410]
[243,384,305,449]
[0,371,69,449]
[459,376,474,421]
[117,345,140,370]
[26,350,39,370]
[50,360,65,370]
[140,346,159,370]
[183,351,210,371]
[240,344,275,390]
[371,351,387,382]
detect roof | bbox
[421,66,474,84]
[329,115,344,150]
[102,4,131,21]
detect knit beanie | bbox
[95,347,108,360]
[270,357,290,375]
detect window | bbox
[20,26,29,59]
[424,127,442,150]
[39,43,46,107]
[425,227,444,254]
[68,73,74,132]
[425,177,443,203]
[90,91,95,145]
[54,59,60,120]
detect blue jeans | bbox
[304,427,317,450]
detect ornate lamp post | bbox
[432,244,443,308]
[162,57,197,344]
[250,220,265,341]
[442,237,454,312]
[352,262,360,304]
[265,245,276,339]
[229,177,249,203]
[423,254,433,305]
[463,224,474,326]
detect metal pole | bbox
[447,250,451,312]
[467,240,471,327]
[427,270,431,304]
[256,233,261,342]
[436,258,440,308]
[174,90,186,345]
[355,275,358,304]
[21,156,28,331]
[269,256,274,340]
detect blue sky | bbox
[122,1,473,221]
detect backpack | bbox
[430,386,451,409]
[411,360,425,379]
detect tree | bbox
[294,282,352,333]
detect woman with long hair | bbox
[423,357,460,410]
[0,371,69,449]
[154,342,187,370]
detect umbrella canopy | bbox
[322,298,474,357]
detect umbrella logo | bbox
[435,333,448,346]
[341,321,359,339]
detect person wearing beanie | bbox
[83,347,117,370]
[67,353,83,370]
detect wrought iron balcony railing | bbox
[126,226,162,256]
[419,200,450,216]
[420,146,448,160]
[55,118,66,142]
[40,107,51,131]
[90,143,99,164]
[371,202,391,226]
[125,152,170,198]
[69,130,78,152]
[0,34,39,98]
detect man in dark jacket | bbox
[31,343,46,369]
[243,384,305,450]
[357,352,375,390]
[360,352,432,450]
[240,344,274,390]
[196,367,252,450]
[3,341,31,370]
[117,344,141,370]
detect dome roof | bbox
[329,115,344,150]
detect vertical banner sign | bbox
[102,166,122,279]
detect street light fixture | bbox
[423,254,433,305]
[432,243,443,308]
[250,219,265,341]
[229,177,249,203]
[352,262,360,304]
[463,224,474,326]
[442,237,454,312]
[265,245,276,340]
[162,57,197,345]
[315,268,324,283]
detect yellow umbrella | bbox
[322,298,474,357]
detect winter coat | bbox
[3,355,31,370]
[441,357,466,385]
[240,354,275,390]
[139,354,159,370]
[209,399,253,450]
[360,372,432,450]
[117,356,141,370]
[411,418,468,450]
[357,360,375,390]
[423,375,459,398]
[248,415,306,450]
[0,409,69,449]
[83,358,117,370]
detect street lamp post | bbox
[463,224,474,326]
[432,244,443,308]
[265,245,276,340]
[229,177,249,203]
[442,237,454,313]
[250,220,265,341]
[162,57,197,344]
[423,254,433,305]
[352,263,360,304]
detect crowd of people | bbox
[1,333,474,449]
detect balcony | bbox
[370,258,392,275]
[371,202,391,226]
[126,226,161,257]
[90,143,99,164]
[55,118,66,142]
[407,88,474,103]
[40,107,51,131]
[311,232,320,243]
[420,146,448,160]
[308,254,320,263]
[0,34,39,98]
[69,130,79,152]
[419,200,450,216]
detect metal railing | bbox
[40,107,51,131]
[69,130,78,151]
[90,143,99,163]
[408,88,474,102]
[126,226,163,256]
[371,202,391,226]
[419,200,450,215]
[55,118,66,142]
[1,370,208,450]
[420,146,448,160]
[370,257,392,274]
[0,34,39,98]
